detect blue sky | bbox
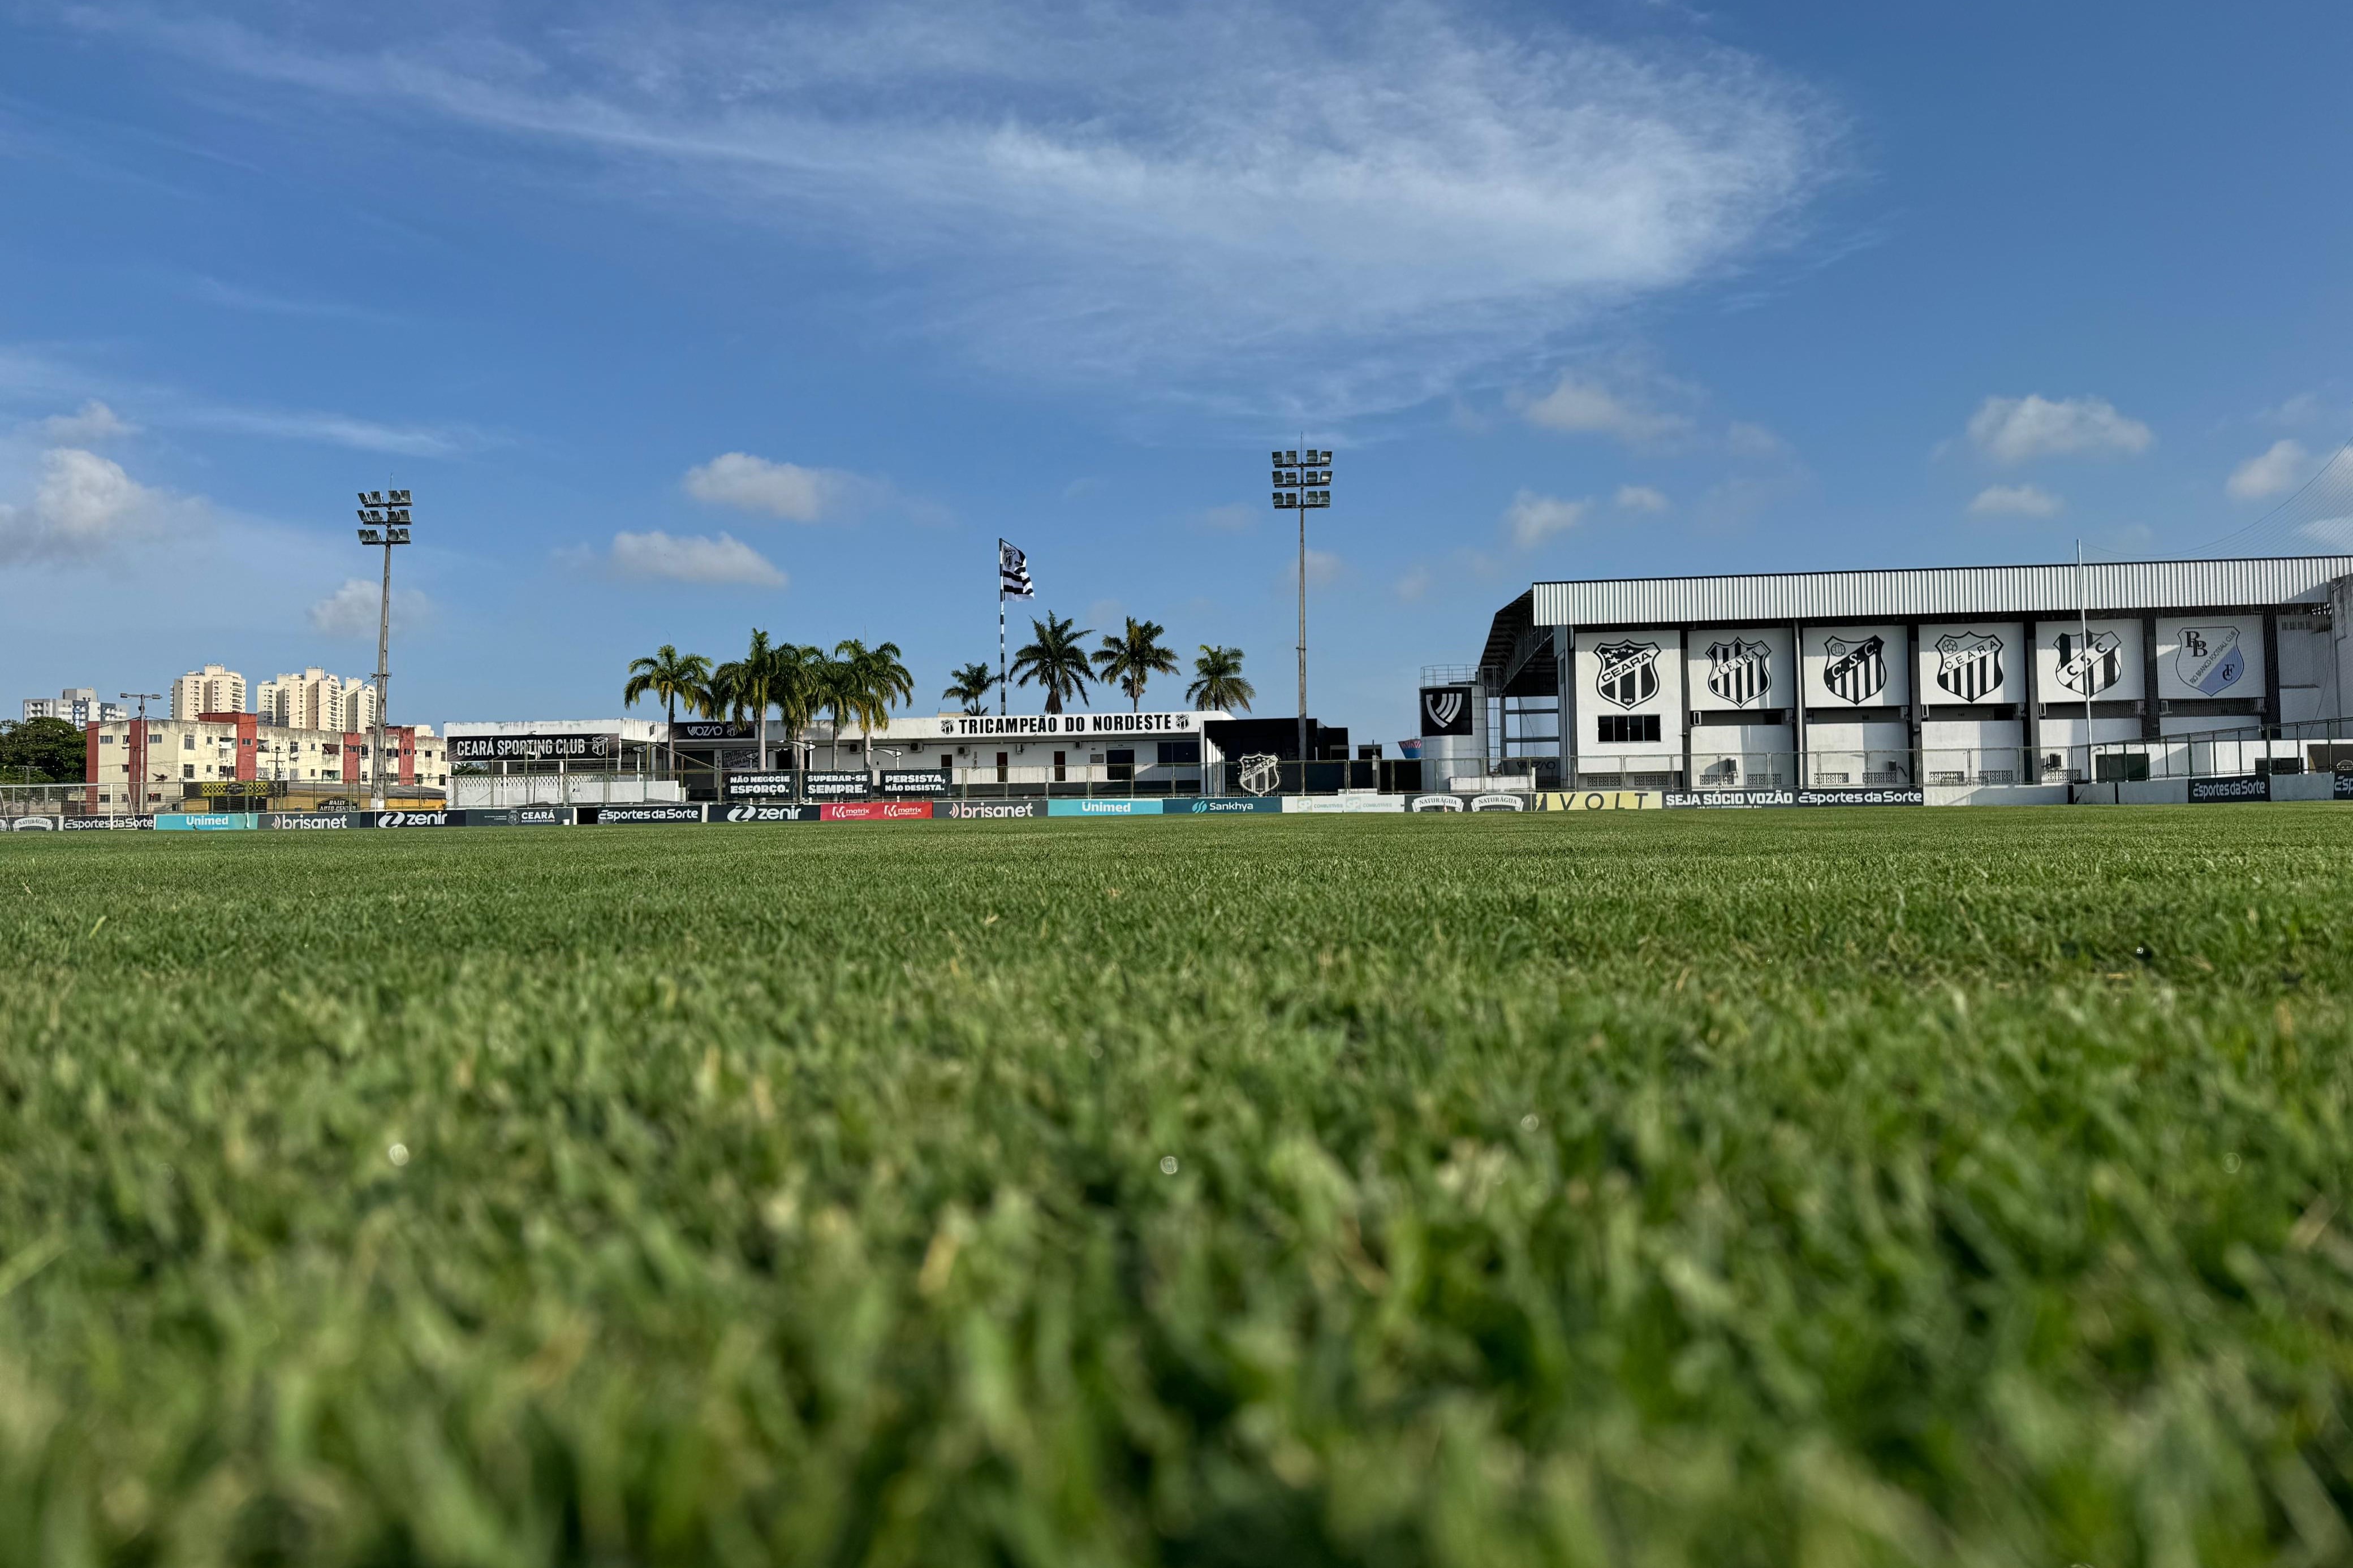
[2,2,2348,746]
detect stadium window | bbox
[996,751,1009,783]
[1596,715,1662,744]
[1053,750,1066,783]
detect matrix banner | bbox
[936,799,1046,820]
[61,814,156,830]
[593,804,708,825]
[2337,768,2353,801]
[821,801,933,822]
[1282,795,1406,813]
[1180,797,1282,815]
[1661,787,1924,809]
[1408,793,1528,811]
[2190,775,2269,804]
[714,803,821,824]
[724,772,800,799]
[265,812,369,830]
[374,810,460,828]
[5,816,59,831]
[156,813,258,831]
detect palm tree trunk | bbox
[666,692,677,776]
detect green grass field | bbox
[3,809,2351,1566]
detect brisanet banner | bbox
[265,812,370,830]
[804,771,873,801]
[714,804,822,824]
[450,732,617,764]
[878,769,950,797]
[821,801,933,822]
[62,814,156,830]
[936,800,1045,820]
[724,772,800,799]
[592,804,708,825]
[1662,787,1925,809]
[2190,775,2270,804]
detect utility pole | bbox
[1271,446,1332,792]
[355,489,413,810]
[119,691,161,818]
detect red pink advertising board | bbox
[820,801,934,822]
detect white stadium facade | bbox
[1421,555,2353,805]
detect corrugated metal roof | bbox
[1529,556,2353,628]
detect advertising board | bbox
[463,807,573,827]
[1180,797,1283,815]
[724,772,800,799]
[1281,795,1406,813]
[450,732,616,763]
[821,801,934,822]
[1661,787,1924,808]
[373,810,460,828]
[156,813,258,831]
[935,800,1046,820]
[804,771,872,801]
[878,769,950,797]
[265,813,367,830]
[1046,798,1164,817]
[592,804,708,824]
[6,816,59,831]
[2189,775,2269,804]
[1537,791,1660,811]
[713,804,821,824]
[62,814,155,830]
[672,720,754,742]
[2337,768,2353,801]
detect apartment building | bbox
[84,714,448,810]
[21,688,124,724]
[169,664,247,720]
[257,668,378,733]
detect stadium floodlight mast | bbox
[119,691,161,818]
[1272,445,1333,790]
[354,488,413,810]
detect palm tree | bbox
[1187,645,1255,712]
[943,662,997,716]
[710,629,791,771]
[1011,612,1094,714]
[622,644,713,774]
[834,639,914,769]
[1092,618,1180,711]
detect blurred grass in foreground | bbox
[0,808,2349,1566]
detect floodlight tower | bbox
[1272,447,1333,788]
[119,691,161,817]
[355,488,413,809]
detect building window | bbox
[183,764,195,779]
[996,751,1009,783]
[182,735,195,750]
[1053,750,1066,782]
[1597,714,1661,744]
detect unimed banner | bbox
[1046,798,1164,817]
[821,801,933,822]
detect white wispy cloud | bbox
[2226,439,2308,500]
[308,577,433,636]
[37,400,139,442]
[1965,394,2153,464]
[2301,517,2353,549]
[1503,489,1589,547]
[182,404,491,456]
[1967,483,2062,518]
[683,452,868,522]
[597,529,787,587]
[1522,377,1692,446]
[83,2,1844,416]
[1199,502,1255,532]
[0,447,180,564]
[1613,484,1669,513]
[1281,547,1342,588]
[1394,563,1432,601]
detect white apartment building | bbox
[257,668,378,733]
[170,664,247,720]
[21,688,124,724]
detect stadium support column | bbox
[2263,610,2283,736]
[1790,620,1806,786]
[1554,624,1574,789]
[1677,627,1692,791]
[2140,618,2162,741]
[2020,619,2042,780]
[1904,623,1922,781]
